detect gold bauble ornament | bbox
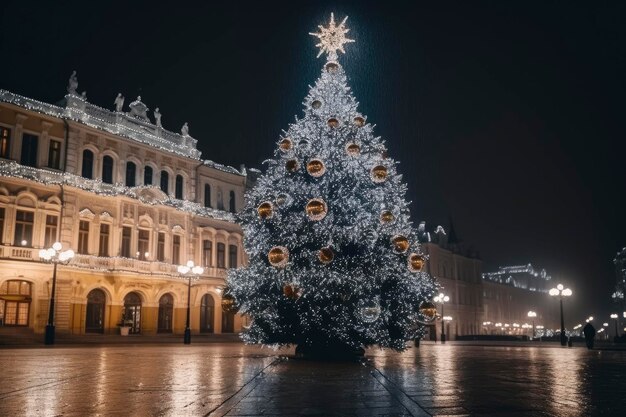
[419,301,437,322]
[311,100,322,109]
[305,198,328,221]
[285,159,299,173]
[371,165,388,183]
[283,283,301,299]
[325,61,339,73]
[408,253,426,272]
[380,210,395,224]
[268,246,289,268]
[353,116,365,127]
[221,293,238,313]
[306,159,326,177]
[279,138,293,152]
[257,201,273,219]
[327,118,340,128]
[345,142,360,156]
[318,247,334,264]
[391,235,410,253]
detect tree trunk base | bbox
[295,344,365,361]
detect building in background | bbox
[0,73,247,339]
[419,221,560,339]
[419,221,483,339]
[482,264,559,335]
[612,247,626,336]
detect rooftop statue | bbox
[181,122,189,137]
[154,107,162,127]
[114,93,125,112]
[67,70,78,95]
[129,96,149,121]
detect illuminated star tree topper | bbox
[309,13,355,61]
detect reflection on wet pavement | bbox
[0,343,624,416]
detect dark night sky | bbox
[2,1,625,320]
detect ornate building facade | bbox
[0,75,247,338]
[419,222,483,338]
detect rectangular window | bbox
[202,239,212,267]
[157,232,165,262]
[78,220,89,254]
[48,140,61,169]
[138,229,150,260]
[20,133,38,167]
[99,224,110,257]
[228,244,237,268]
[44,215,58,248]
[121,226,132,258]
[217,243,225,268]
[0,127,10,159]
[172,235,181,265]
[14,210,34,247]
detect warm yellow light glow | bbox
[309,13,355,60]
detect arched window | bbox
[102,155,114,184]
[123,292,142,334]
[175,175,183,199]
[158,293,174,333]
[81,149,94,179]
[125,161,136,187]
[160,170,169,194]
[144,166,153,185]
[200,294,214,333]
[204,184,211,208]
[86,289,105,333]
[229,191,236,213]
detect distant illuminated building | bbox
[482,264,552,292]
[482,264,559,334]
[419,221,560,338]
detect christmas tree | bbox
[228,14,437,356]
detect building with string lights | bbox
[0,75,247,340]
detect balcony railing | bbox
[0,246,229,281]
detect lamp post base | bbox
[441,333,446,344]
[183,328,191,344]
[560,334,567,347]
[44,324,55,345]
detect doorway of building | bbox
[200,294,214,333]
[157,293,173,333]
[85,289,105,333]
[0,280,32,326]
[123,292,142,334]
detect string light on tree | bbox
[228,14,436,356]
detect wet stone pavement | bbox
[0,342,625,416]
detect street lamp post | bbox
[610,313,619,340]
[434,293,450,343]
[178,260,204,345]
[549,284,572,346]
[39,242,75,345]
[527,311,537,339]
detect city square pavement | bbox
[0,342,625,416]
